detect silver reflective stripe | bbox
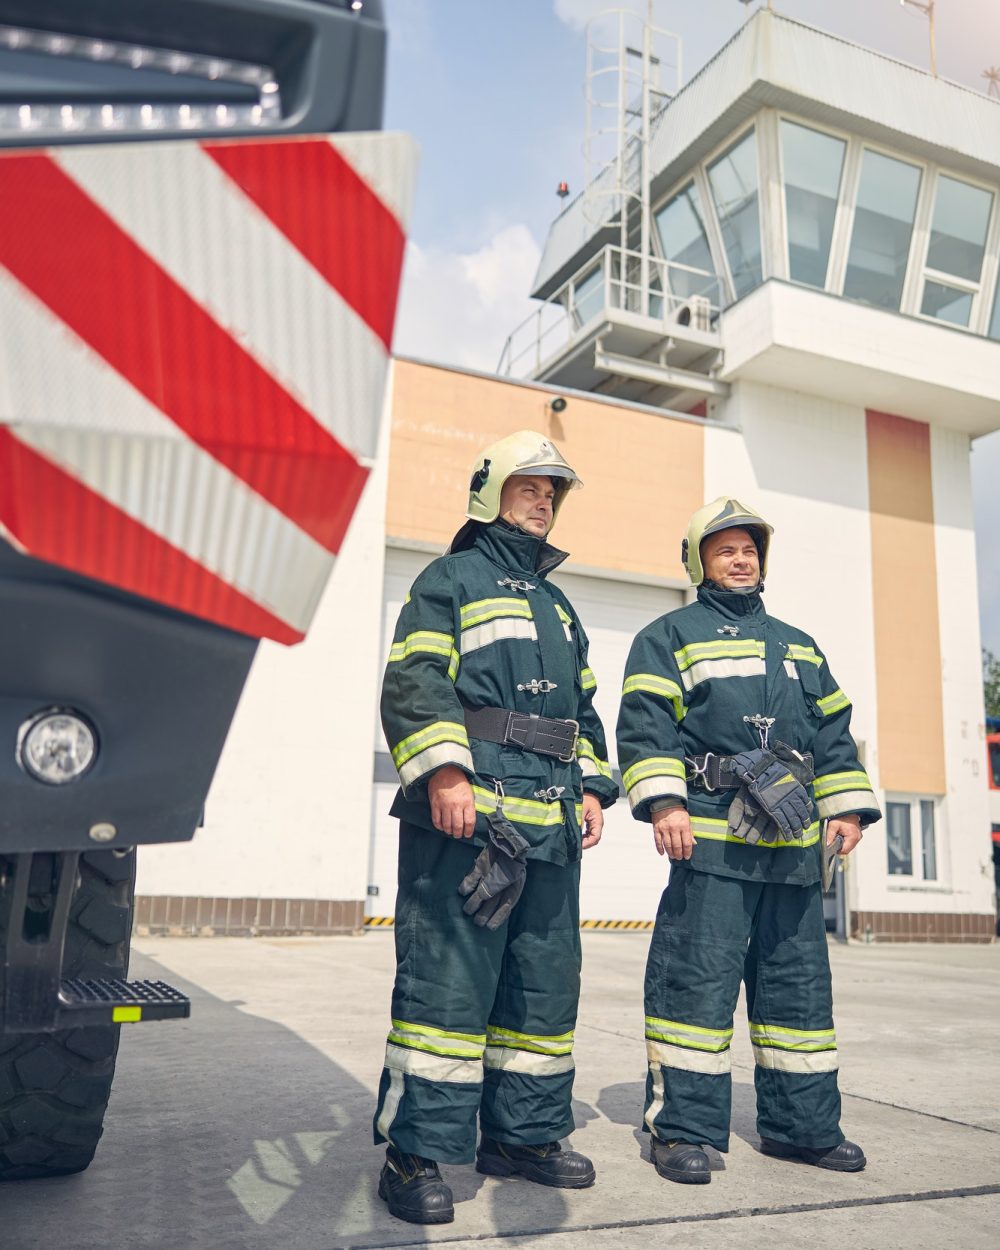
[816,790,877,820]
[646,1037,731,1074]
[783,660,799,679]
[627,774,687,811]
[643,1062,665,1133]
[680,657,767,692]
[375,1066,405,1142]
[382,1042,484,1085]
[752,1045,839,1073]
[483,1047,575,1076]
[398,742,474,790]
[461,618,538,655]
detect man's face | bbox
[701,526,760,589]
[498,474,556,538]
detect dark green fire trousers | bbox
[643,862,844,1153]
[373,823,582,1164]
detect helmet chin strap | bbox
[704,578,764,595]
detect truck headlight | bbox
[17,709,98,785]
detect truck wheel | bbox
[0,848,136,1180]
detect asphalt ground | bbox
[3,933,998,1250]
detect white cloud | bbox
[391,225,543,373]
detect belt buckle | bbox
[686,751,716,792]
[558,719,580,763]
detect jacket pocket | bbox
[795,659,825,718]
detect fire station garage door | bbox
[368,546,684,923]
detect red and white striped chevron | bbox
[0,131,416,645]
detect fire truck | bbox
[0,0,414,1178]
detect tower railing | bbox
[497,244,723,379]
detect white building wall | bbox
[925,426,994,915]
[704,381,882,913]
[136,380,395,903]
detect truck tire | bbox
[0,848,136,1180]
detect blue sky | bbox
[382,0,1000,656]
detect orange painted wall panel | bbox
[866,410,946,794]
[387,360,705,582]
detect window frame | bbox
[775,113,851,292]
[909,166,999,334]
[884,793,945,886]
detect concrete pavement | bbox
[2,933,997,1250]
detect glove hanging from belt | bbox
[458,809,531,930]
[726,743,814,844]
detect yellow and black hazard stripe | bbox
[366,917,653,930]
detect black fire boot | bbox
[476,1136,596,1188]
[377,1146,455,1224]
[649,1136,712,1184]
[760,1137,866,1172]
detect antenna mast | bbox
[900,0,937,78]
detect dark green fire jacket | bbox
[616,582,881,885]
[382,521,619,866]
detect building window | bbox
[886,796,939,881]
[918,174,994,328]
[571,262,606,327]
[654,182,716,300]
[843,149,922,311]
[780,120,846,289]
[707,129,762,299]
[990,740,1000,787]
[989,282,1000,342]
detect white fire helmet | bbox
[465,430,582,525]
[681,496,773,586]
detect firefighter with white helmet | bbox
[374,430,617,1224]
[617,496,880,1185]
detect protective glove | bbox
[727,788,769,845]
[458,811,531,930]
[730,748,813,840]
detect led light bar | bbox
[0,23,282,136]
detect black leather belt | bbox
[464,706,579,763]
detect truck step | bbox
[58,978,191,1027]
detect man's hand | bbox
[827,813,863,856]
[653,807,695,860]
[581,792,604,850]
[428,765,476,839]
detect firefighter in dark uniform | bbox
[617,497,881,1184]
[373,430,618,1224]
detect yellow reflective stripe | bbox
[392,721,470,768]
[554,604,572,624]
[622,673,686,721]
[581,666,597,691]
[114,1006,142,1023]
[749,1023,836,1041]
[689,815,821,850]
[471,786,564,827]
[674,640,764,671]
[391,1019,486,1045]
[645,1016,733,1046]
[460,597,532,628]
[388,631,455,663]
[817,688,851,715]
[786,644,823,667]
[749,1028,837,1052]
[578,737,612,778]
[813,770,870,798]
[447,649,460,681]
[622,756,686,791]
[388,1034,485,1059]
[487,1026,574,1054]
